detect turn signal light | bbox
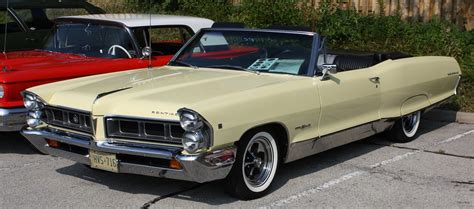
[46,139,60,148]
[169,158,182,170]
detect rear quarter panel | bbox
[378,56,461,118]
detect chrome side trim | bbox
[454,75,461,95]
[285,119,394,163]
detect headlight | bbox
[0,85,4,98]
[23,92,45,128]
[182,131,206,153]
[29,111,42,119]
[27,118,41,128]
[178,109,203,131]
[26,111,43,128]
[23,93,43,111]
[178,108,212,154]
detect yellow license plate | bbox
[89,150,119,173]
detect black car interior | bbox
[328,51,412,72]
[181,23,413,76]
[133,27,192,56]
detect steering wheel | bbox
[107,45,132,58]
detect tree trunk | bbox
[390,0,398,15]
[412,0,420,20]
[422,0,431,22]
[434,0,442,16]
[373,0,381,15]
[401,0,410,18]
[385,0,391,15]
[443,0,453,21]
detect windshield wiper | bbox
[206,65,260,75]
[168,60,198,69]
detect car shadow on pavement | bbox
[364,119,452,146]
[54,119,450,206]
[56,163,197,198]
[0,132,39,154]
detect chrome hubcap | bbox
[243,137,274,188]
[402,111,420,136]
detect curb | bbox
[423,109,474,124]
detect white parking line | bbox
[263,129,474,208]
[436,130,474,145]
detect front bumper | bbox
[21,128,236,183]
[0,108,27,132]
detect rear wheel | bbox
[387,111,421,143]
[226,130,279,200]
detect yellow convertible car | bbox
[22,26,461,199]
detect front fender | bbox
[190,78,321,149]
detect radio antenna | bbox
[147,0,152,69]
[3,0,9,55]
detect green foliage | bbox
[232,0,308,28]
[121,0,233,21]
[173,0,233,22]
[116,0,473,111]
[122,0,168,12]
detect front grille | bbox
[105,117,184,145]
[43,106,93,134]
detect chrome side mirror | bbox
[320,64,337,81]
[141,46,152,58]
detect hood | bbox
[30,66,297,120]
[0,50,104,83]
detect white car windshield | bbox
[171,30,314,75]
[43,22,136,58]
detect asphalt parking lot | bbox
[1,119,473,208]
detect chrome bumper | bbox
[21,128,236,183]
[0,108,27,132]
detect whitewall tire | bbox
[226,130,279,200]
[387,111,422,143]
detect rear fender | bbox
[400,94,430,116]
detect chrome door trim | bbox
[285,119,394,163]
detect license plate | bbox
[89,150,119,173]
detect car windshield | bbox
[171,30,315,76]
[43,23,137,58]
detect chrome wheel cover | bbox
[402,111,421,137]
[242,132,278,192]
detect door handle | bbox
[369,77,380,83]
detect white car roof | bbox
[58,14,214,32]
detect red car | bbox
[0,14,214,131]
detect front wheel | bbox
[387,111,422,143]
[226,130,279,200]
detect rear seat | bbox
[331,52,411,72]
[333,54,377,72]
